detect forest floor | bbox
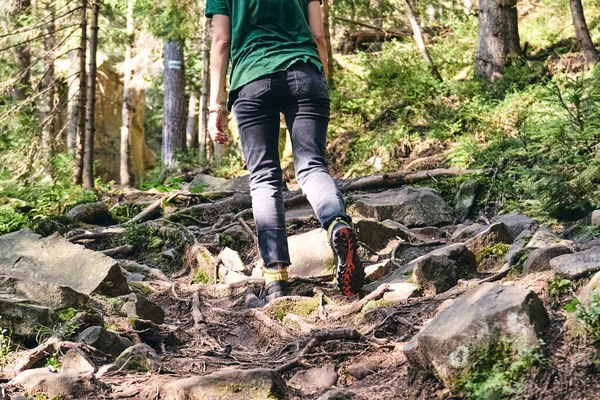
[1,168,600,400]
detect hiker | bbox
[206,0,364,302]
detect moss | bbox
[193,269,211,284]
[268,296,320,321]
[476,243,511,264]
[548,277,571,297]
[456,337,545,400]
[55,308,77,323]
[510,249,531,275]
[128,317,139,328]
[104,322,121,332]
[129,282,153,296]
[218,233,235,248]
[362,299,392,313]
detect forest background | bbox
[2,0,600,234]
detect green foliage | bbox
[457,338,546,400]
[193,269,211,284]
[548,277,572,297]
[565,293,600,342]
[0,317,14,361]
[44,354,60,369]
[476,244,511,265]
[55,308,78,323]
[218,233,235,248]
[130,282,154,296]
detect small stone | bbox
[551,246,600,279]
[119,293,165,324]
[494,213,538,242]
[318,388,358,400]
[219,247,247,273]
[10,369,100,398]
[464,222,513,254]
[522,245,573,275]
[290,363,337,390]
[115,344,161,372]
[364,261,391,283]
[383,283,418,302]
[346,362,381,379]
[454,179,481,221]
[162,249,176,259]
[412,244,477,295]
[60,348,96,375]
[592,210,600,226]
[67,201,109,224]
[77,327,133,358]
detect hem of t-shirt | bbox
[227,55,323,110]
[205,10,229,18]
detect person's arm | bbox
[307,1,328,78]
[208,14,231,144]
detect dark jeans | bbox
[232,61,349,267]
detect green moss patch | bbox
[476,244,511,265]
[267,296,320,321]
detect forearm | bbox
[209,40,230,108]
[316,39,328,78]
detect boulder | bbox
[10,369,100,398]
[404,283,549,393]
[592,210,600,227]
[119,293,165,324]
[60,348,96,375]
[364,261,391,283]
[551,247,600,279]
[158,368,288,400]
[188,174,250,192]
[0,275,88,309]
[0,230,129,296]
[77,327,133,358]
[354,218,414,252]
[522,245,573,275]
[350,187,453,227]
[67,201,110,224]
[0,297,52,338]
[454,179,480,221]
[222,225,252,251]
[115,344,161,372]
[383,282,418,302]
[449,223,487,243]
[494,213,538,242]
[464,223,513,255]
[526,227,559,249]
[412,244,478,295]
[504,230,533,265]
[289,363,337,390]
[289,229,334,278]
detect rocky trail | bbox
[2,169,600,399]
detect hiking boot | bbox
[328,218,364,297]
[263,280,290,302]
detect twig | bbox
[124,197,163,225]
[238,218,258,245]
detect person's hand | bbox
[208,108,230,144]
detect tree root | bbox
[327,283,390,320]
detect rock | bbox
[115,344,161,372]
[404,283,549,393]
[188,174,250,192]
[219,247,247,273]
[346,362,381,379]
[285,204,317,221]
[60,348,96,375]
[411,226,446,239]
[0,275,88,309]
[412,244,478,295]
[579,239,600,251]
[289,363,337,390]
[354,219,415,251]
[383,282,418,301]
[222,225,252,251]
[186,244,217,283]
[522,245,573,275]
[77,327,133,358]
[0,297,51,338]
[592,210,600,226]
[10,369,100,398]
[0,230,129,296]
[159,368,287,400]
[504,230,533,264]
[318,388,359,400]
[526,227,559,249]
[449,223,487,243]
[119,293,165,324]
[577,270,600,306]
[464,223,513,255]
[454,179,480,221]
[289,229,334,278]
[494,213,538,242]
[67,201,110,224]
[364,261,391,283]
[551,246,600,279]
[350,187,453,227]
[95,363,120,378]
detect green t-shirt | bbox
[205,0,323,94]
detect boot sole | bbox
[333,226,364,297]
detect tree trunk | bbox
[570,0,599,69]
[83,0,100,189]
[401,0,443,82]
[199,16,212,163]
[120,0,134,186]
[66,51,79,155]
[41,0,57,175]
[186,91,199,150]
[162,40,187,170]
[475,0,521,81]
[12,0,32,101]
[74,0,88,185]
[322,0,335,88]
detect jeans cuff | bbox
[323,214,352,230]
